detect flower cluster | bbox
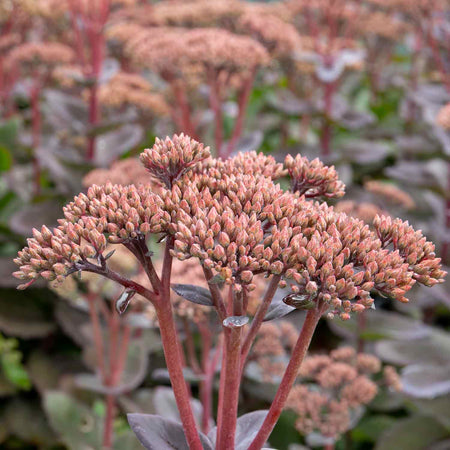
[335,200,388,224]
[82,158,154,189]
[127,27,269,80]
[13,134,446,321]
[287,346,394,440]
[147,0,243,27]
[6,42,74,71]
[285,154,346,199]
[436,103,450,130]
[238,11,301,56]
[98,72,169,115]
[373,215,445,287]
[364,180,415,210]
[140,134,211,187]
[250,320,299,382]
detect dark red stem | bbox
[223,68,257,158]
[248,307,323,450]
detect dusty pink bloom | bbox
[374,215,446,288]
[251,321,298,382]
[148,0,243,27]
[140,133,211,187]
[6,42,74,71]
[335,200,388,224]
[316,362,358,389]
[286,385,351,438]
[436,103,450,130]
[82,158,154,188]
[288,347,383,439]
[356,353,382,374]
[364,181,415,210]
[383,365,402,391]
[238,12,301,56]
[341,376,378,407]
[285,154,346,199]
[13,134,446,320]
[329,346,356,362]
[98,72,169,115]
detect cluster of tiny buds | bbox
[287,346,397,440]
[5,42,74,71]
[364,180,415,210]
[285,154,346,199]
[251,321,298,382]
[436,103,450,130]
[140,133,211,187]
[97,71,169,115]
[13,134,446,321]
[373,215,446,287]
[335,200,388,224]
[82,158,155,189]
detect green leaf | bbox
[411,395,450,431]
[375,415,449,450]
[44,391,103,450]
[0,118,19,150]
[0,146,12,172]
[353,415,397,442]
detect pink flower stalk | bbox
[13,134,446,450]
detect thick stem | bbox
[240,275,280,372]
[248,308,323,450]
[208,68,223,156]
[217,327,241,450]
[103,304,120,450]
[223,68,257,158]
[154,299,203,450]
[357,311,367,353]
[200,333,221,434]
[155,239,203,450]
[103,394,115,449]
[170,79,198,138]
[31,84,41,196]
[320,80,335,158]
[202,266,227,321]
[87,294,106,380]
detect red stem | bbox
[200,334,222,434]
[217,326,242,450]
[154,298,203,450]
[240,275,280,372]
[87,294,107,380]
[208,68,224,156]
[31,83,41,196]
[321,80,335,158]
[103,394,115,449]
[154,239,203,450]
[248,308,323,450]
[103,304,120,449]
[223,68,257,158]
[170,79,198,138]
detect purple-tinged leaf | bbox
[171,284,213,307]
[127,414,213,450]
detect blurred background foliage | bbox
[0,0,450,449]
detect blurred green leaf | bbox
[375,415,449,450]
[0,146,12,172]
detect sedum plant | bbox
[13,133,446,450]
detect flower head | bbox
[285,154,345,199]
[140,134,211,187]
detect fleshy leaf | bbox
[401,364,450,398]
[171,284,214,307]
[127,414,213,450]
